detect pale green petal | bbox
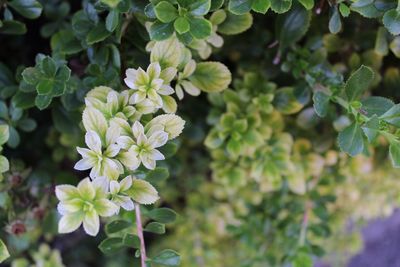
[110,180,120,195]
[135,68,149,86]
[106,91,119,114]
[58,199,83,214]
[132,121,144,139]
[145,114,185,139]
[55,185,80,201]
[120,196,134,211]
[76,147,94,158]
[0,156,9,173]
[94,199,118,216]
[110,117,131,136]
[102,158,122,180]
[106,125,121,147]
[124,68,138,88]
[175,84,184,100]
[151,149,165,161]
[92,177,109,196]
[77,178,96,200]
[160,67,177,83]
[126,179,159,205]
[140,153,156,170]
[86,86,112,102]
[147,62,161,80]
[85,131,102,154]
[74,158,95,171]
[58,212,84,234]
[181,80,201,96]
[82,210,100,236]
[158,85,175,95]
[182,59,196,78]
[0,125,9,146]
[82,107,108,139]
[148,131,168,148]
[104,144,120,158]
[117,136,135,150]
[130,91,146,104]
[120,176,132,191]
[118,150,140,170]
[161,95,177,113]
[136,99,157,114]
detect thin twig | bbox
[135,203,147,267]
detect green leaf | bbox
[98,237,123,254]
[106,10,120,32]
[145,167,169,184]
[329,6,342,34]
[40,56,57,77]
[228,0,253,15]
[298,0,314,10]
[86,23,112,45]
[344,65,374,101]
[147,208,177,224]
[276,4,311,51]
[105,220,132,234]
[0,239,10,263]
[144,222,166,234]
[174,17,190,34]
[189,17,212,39]
[292,252,312,267]
[188,0,211,16]
[361,96,394,117]
[158,142,178,158]
[338,122,364,156]
[313,91,330,117]
[252,0,270,14]
[7,126,20,148]
[122,234,140,248]
[0,125,9,145]
[151,249,180,266]
[273,87,304,115]
[0,20,27,35]
[189,62,231,93]
[383,9,400,35]
[361,115,380,142]
[101,0,121,8]
[270,0,292,14]
[154,1,178,23]
[149,21,175,41]
[0,156,9,174]
[126,179,159,205]
[380,104,400,127]
[389,141,400,168]
[218,12,253,35]
[8,0,43,19]
[35,94,53,110]
[12,91,36,109]
[18,118,36,132]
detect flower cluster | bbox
[55,63,185,236]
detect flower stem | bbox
[135,203,147,267]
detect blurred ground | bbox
[347,210,400,267]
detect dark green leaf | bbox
[86,23,112,45]
[270,0,291,14]
[145,167,169,184]
[122,234,140,248]
[337,122,364,156]
[0,20,27,35]
[149,21,174,41]
[313,91,330,117]
[189,17,212,39]
[252,0,270,14]
[344,65,374,101]
[98,237,123,254]
[105,220,132,234]
[383,9,400,35]
[8,0,43,19]
[361,96,394,117]
[228,0,253,15]
[147,208,177,224]
[106,10,120,32]
[35,94,53,110]
[144,222,166,234]
[151,249,180,266]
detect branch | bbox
[135,203,147,267]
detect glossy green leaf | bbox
[189,17,212,39]
[147,208,177,224]
[98,237,123,254]
[151,249,180,266]
[86,23,112,45]
[337,122,364,156]
[380,104,400,127]
[144,222,166,234]
[329,6,342,34]
[313,91,330,117]
[383,9,400,35]
[106,10,120,32]
[149,21,175,41]
[8,0,43,19]
[174,17,190,34]
[105,220,132,234]
[361,115,380,142]
[271,0,291,14]
[252,0,270,13]
[361,96,394,117]
[122,234,140,248]
[344,65,374,101]
[155,1,178,23]
[188,0,211,16]
[218,12,253,35]
[0,20,27,35]
[228,0,253,15]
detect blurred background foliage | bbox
[1,0,400,266]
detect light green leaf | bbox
[339,3,350,17]
[389,141,400,168]
[361,115,380,142]
[144,222,165,234]
[174,17,190,34]
[8,0,42,19]
[218,12,253,35]
[338,122,364,156]
[189,17,212,39]
[155,1,178,23]
[147,208,177,223]
[345,65,374,101]
[252,0,270,13]
[329,6,342,34]
[0,156,9,173]
[277,4,311,51]
[0,125,9,145]
[150,37,182,68]
[151,249,180,266]
[189,62,231,93]
[0,239,10,264]
[271,0,292,14]
[298,0,314,10]
[313,91,330,117]
[82,107,108,139]
[383,9,400,35]
[126,179,159,205]
[380,104,400,127]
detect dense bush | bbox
[1,0,400,266]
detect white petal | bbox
[124,68,138,88]
[106,125,121,147]
[148,131,168,148]
[85,131,102,154]
[58,199,83,214]
[117,136,135,150]
[105,144,120,158]
[147,62,161,80]
[110,180,120,195]
[92,177,109,195]
[140,153,156,170]
[151,149,165,161]
[58,212,83,234]
[55,185,79,201]
[118,150,140,170]
[158,85,175,95]
[94,199,119,216]
[175,84,184,100]
[132,121,145,139]
[182,60,196,78]
[76,147,92,157]
[120,197,135,211]
[130,91,146,104]
[74,158,95,171]
[77,178,96,200]
[102,158,122,180]
[160,67,177,83]
[120,176,132,191]
[83,210,100,236]
[181,80,201,96]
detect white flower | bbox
[56,177,118,236]
[109,176,134,213]
[117,121,168,170]
[124,62,177,113]
[74,127,123,180]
